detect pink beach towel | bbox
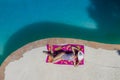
[45,44,84,66]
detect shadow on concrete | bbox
[117,50,120,55]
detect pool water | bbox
[0,0,120,65]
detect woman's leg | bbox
[53,52,65,62]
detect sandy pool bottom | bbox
[4,46,120,80]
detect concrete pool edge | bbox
[1,38,120,80]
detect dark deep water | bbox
[1,0,120,65]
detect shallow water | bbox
[0,0,120,65]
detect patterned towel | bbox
[45,44,84,66]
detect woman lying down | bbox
[43,44,84,67]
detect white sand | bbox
[5,46,120,80]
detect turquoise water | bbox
[0,0,120,65]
